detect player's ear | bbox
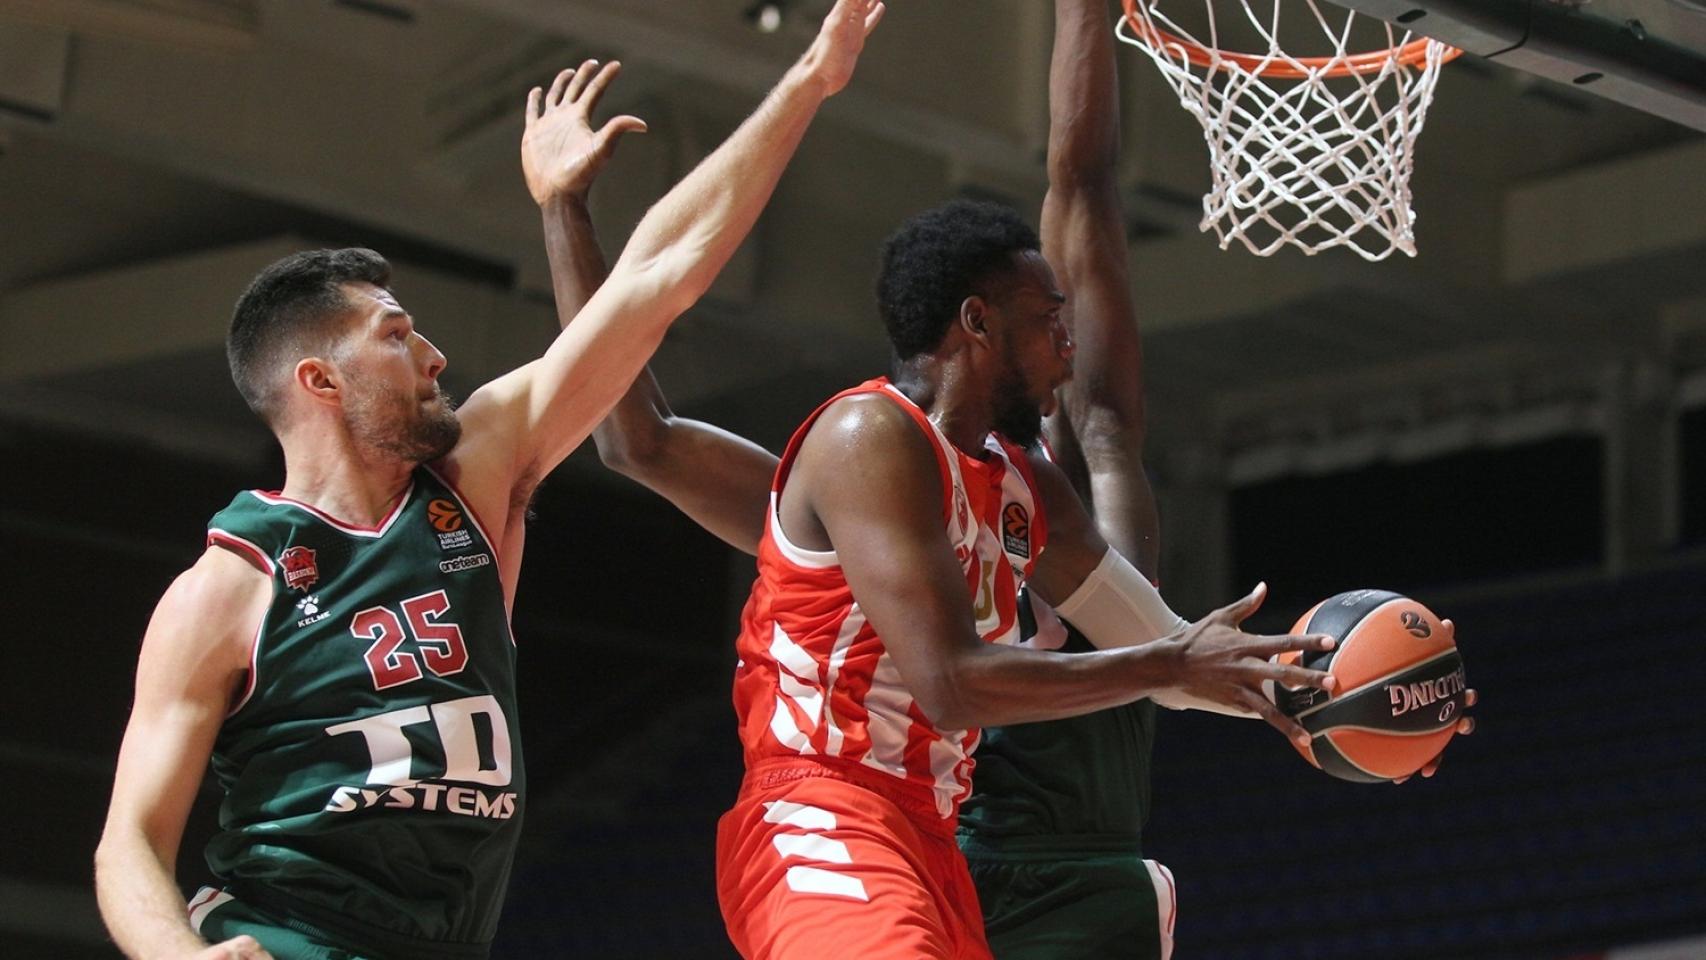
[959,295,992,347]
[294,356,342,407]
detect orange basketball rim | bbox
[1120,0,1463,79]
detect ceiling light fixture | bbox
[745,1,785,34]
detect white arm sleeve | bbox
[1051,547,1257,718]
[1051,547,1187,649]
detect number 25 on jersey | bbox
[351,590,468,690]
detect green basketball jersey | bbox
[958,588,1156,853]
[202,465,522,959]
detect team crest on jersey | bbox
[428,499,473,551]
[953,488,972,536]
[279,546,319,592]
[1002,502,1031,559]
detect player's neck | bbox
[275,430,418,527]
[891,358,993,459]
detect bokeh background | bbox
[2,1,1703,957]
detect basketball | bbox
[1271,590,1467,782]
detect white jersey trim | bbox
[768,491,839,570]
[206,529,273,719]
[247,482,414,538]
[186,887,233,934]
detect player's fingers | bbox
[1246,691,1311,749]
[864,0,886,33]
[546,67,575,108]
[579,60,622,112]
[1441,617,1456,638]
[1456,715,1476,736]
[594,116,648,156]
[1213,581,1266,624]
[1464,687,1478,709]
[525,87,542,124]
[1259,660,1336,693]
[1248,631,1335,658]
[563,58,600,104]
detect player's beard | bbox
[990,363,1044,450]
[344,377,462,464]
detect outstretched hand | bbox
[798,0,886,98]
[522,59,648,207]
[1159,582,1339,747]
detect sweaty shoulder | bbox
[808,392,924,452]
[780,392,945,552]
[794,392,944,489]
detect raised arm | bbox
[95,549,274,960]
[448,0,884,512]
[529,59,776,555]
[1041,0,1159,578]
[787,396,1333,741]
[592,372,777,555]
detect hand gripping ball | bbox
[1271,590,1467,782]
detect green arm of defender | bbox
[1041,0,1160,580]
[530,62,776,555]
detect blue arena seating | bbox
[1144,562,1706,960]
[493,560,1706,959]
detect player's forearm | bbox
[543,195,612,329]
[599,401,774,556]
[1086,460,1162,579]
[1043,0,1144,437]
[1044,0,1154,558]
[925,639,1181,729]
[1047,0,1121,189]
[539,192,674,476]
[95,830,207,959]
[608,63,829,312]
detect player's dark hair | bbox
[875,199,1040,361]
[228,248,392,425]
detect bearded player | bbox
[600,193,1339,959]
[565,4,1469,956]
[555,88,1336,960]
[91,5,885,958]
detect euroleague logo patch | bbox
[427,498,473,551]
[279,545,319,592]
[428,499,464,532]
[1002,502,1031,559]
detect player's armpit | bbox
[96,548,270,960]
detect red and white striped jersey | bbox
[732,378,1048,819]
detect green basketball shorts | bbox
[965,853,1176,960]
[188,887,374,960]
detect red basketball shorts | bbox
[715,760,992,960]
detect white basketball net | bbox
[1116,0,1453,260]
